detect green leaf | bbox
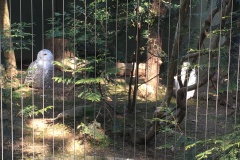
[75,77,103,85]
[78,91,101,102]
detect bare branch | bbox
[197,7,219,50]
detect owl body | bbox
[24,49,54,88]
[174,62,197,100]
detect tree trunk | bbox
[146,33,162,100]
[0,0,18,77]
[145,0,166,100]
[44,38,74,61]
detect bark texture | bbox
[0,0,18,77]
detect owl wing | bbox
[24,60,39,85]
[43,62,53,76]
[43,63,54,88]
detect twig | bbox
[97,82,122,115]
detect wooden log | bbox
[116,62,133,76]
[116,62,146,77]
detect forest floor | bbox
[0,69,239,159]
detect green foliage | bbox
[45,0,172,62]
[18,105,53,118]
[75,77,103,85]
[157,126,240,159]
[46,0,115,54]
[53,60,103,102]
[0,22,32,51]
[185,125,240,160]
[77,121,110,147]
[53,78,102,101]
[156,118,240,159]
[78,91,101,102]
[52,77,75,85]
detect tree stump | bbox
[44,38,74,61]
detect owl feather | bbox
[24,49,54,88]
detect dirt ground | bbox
[0,69,239,159]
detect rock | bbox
[46,105,92,123]
[55,105,84,119]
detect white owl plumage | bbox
[24,49,54,88]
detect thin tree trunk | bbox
[127,1,141,113]
[130,21,141,113]
[0,0,18,77]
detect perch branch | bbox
[197,7,219,50]
[175,69,215,124]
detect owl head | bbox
[37,49,54,62]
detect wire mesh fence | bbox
[0,0,240,159]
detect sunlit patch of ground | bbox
[22,118,91,158]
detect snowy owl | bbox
[174,62,197,100]
[24,49,54,88]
